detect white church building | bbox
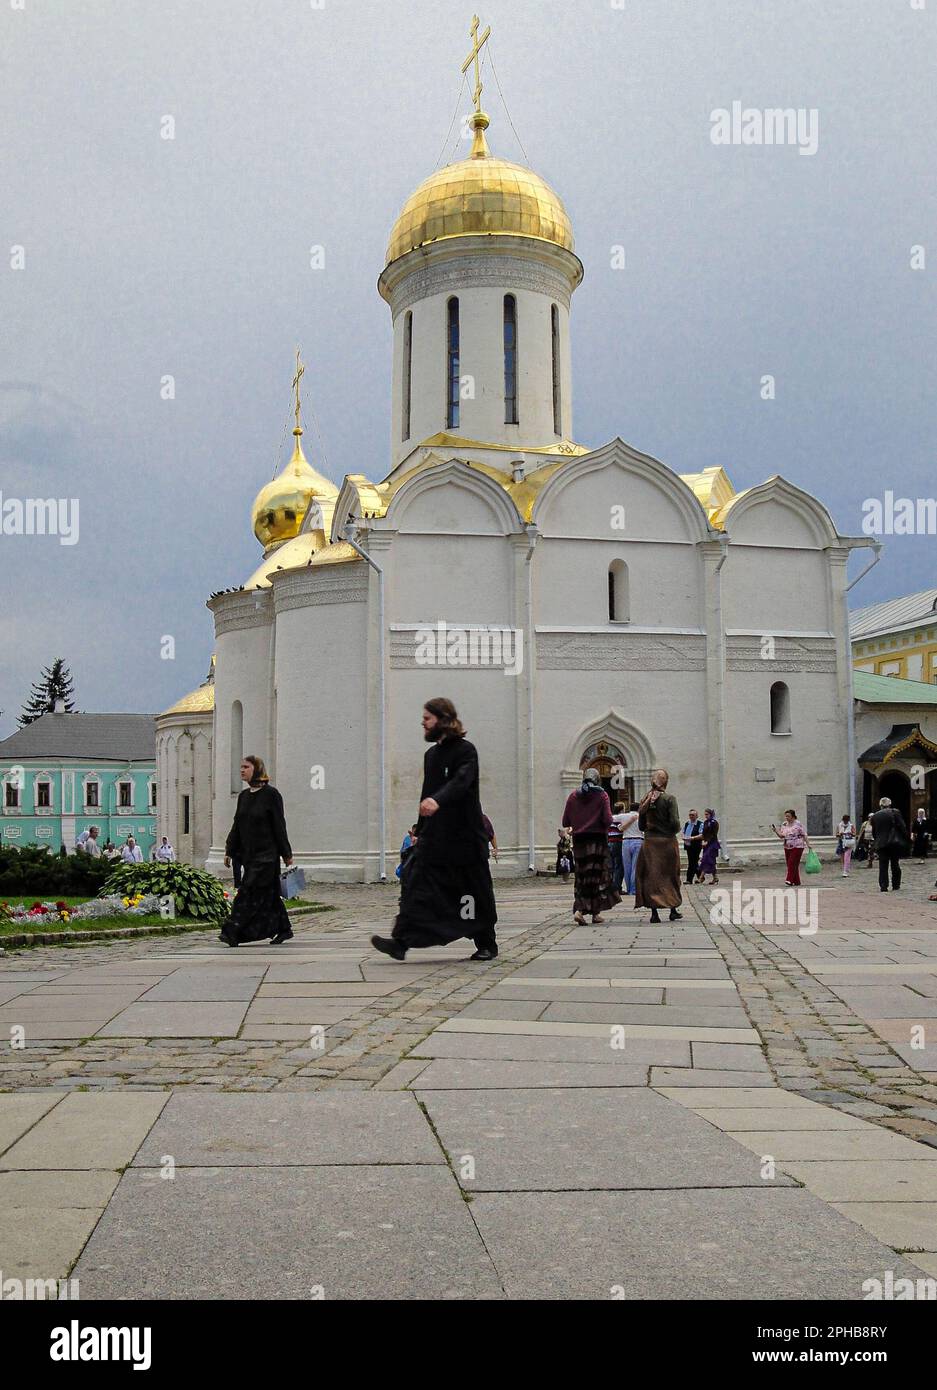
[158,54,871,879]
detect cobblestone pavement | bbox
[696,861,937,1146]
[1,870,936,1296]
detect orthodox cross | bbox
[461,14,491,114]
[292,348,305,432]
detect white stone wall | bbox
[209,593,276,862]
[156,720,213,867]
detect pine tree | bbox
[18,658,77,726]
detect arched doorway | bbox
[878,770,911,826]
[579,741,633,805]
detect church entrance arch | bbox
[579,741,633,805]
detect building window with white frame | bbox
[4,781,20,810]
[119,780,133,809]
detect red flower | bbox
[55,900,67,910]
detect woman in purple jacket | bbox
[561,768,622,924]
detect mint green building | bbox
[0,710,156,857]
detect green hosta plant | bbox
[100,862,231,923]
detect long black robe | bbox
[392,735,498,950]
[222,784,292,944]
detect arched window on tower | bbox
[608,560,629,622]
[230,701,243,794]
[402,310,412,442]
[503,294,518,424]
[551,303,562,435]
[446,297,460,429]
[770,682,791,734]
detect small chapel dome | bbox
[251,354,339,551]
[384,112,575,268]
[251,432,337,551]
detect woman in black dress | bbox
[222,755,294,946]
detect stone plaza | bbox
[2,867,937,1300]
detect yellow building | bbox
[851,588,937,683]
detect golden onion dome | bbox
[251,429,338,551]
[384,112,574,267]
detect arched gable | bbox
[385,458,523,535]
[719,477,839,549]
[532,437,713,543]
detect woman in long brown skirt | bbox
[634,769,683,924]
[561,768,622,924]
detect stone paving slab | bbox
[658,1086,818,1107]
[728,1128,937,1162]
[489,983,667,1004]
[409,1030,691,1066]
[454,1000,548,1021]
[139,972,266,1002]
[0,1092,168,1169]
[468,1188,924,1299]
[494,975,730,992]
[695,1107,871,1131]
[2,1021,118,1040]
[97,1002,250,1038]
[255,982,401,998]
[649,1068,776,1088]
[690,1042,770,1071]
[132,1091,443,1167]
[0,1169,123,1282]
[438,1017,759,1044]
[0,1093,63,1154]
[830,1201,937,1251]
[779,1161,937,1202]
[420,1087,791,1192]
[536,1002,752,1028]
[73,1165,503,1300]
[409,1059,649,1089]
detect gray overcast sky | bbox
[1,0,935,734]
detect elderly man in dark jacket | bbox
[869,797,909,893]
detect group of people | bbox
[74,827,160,863]
[215,698,937,956]
[559,767,686,926]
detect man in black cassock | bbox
[371,697,498,962]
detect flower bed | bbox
[1,894,163,927]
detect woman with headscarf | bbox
[697,809,720,885]
[912,809,930,863]
[561,768,622,924]
[634,769,683,924]
[222,755,294,946]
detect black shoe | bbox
[371,934,406,961]
[219,933,238,947]
[880,887,888,892]
[649,909,661,923]
[271,930,294,945]
[469,948,497,961]
[669,909,682,921]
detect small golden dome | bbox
[385,113,574,267]
[251,431,338,550]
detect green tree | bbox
[18,657,77,726]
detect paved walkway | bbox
[1,868,936,1299]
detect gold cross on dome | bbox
[461,14,491,115]
[292,347,305,432]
